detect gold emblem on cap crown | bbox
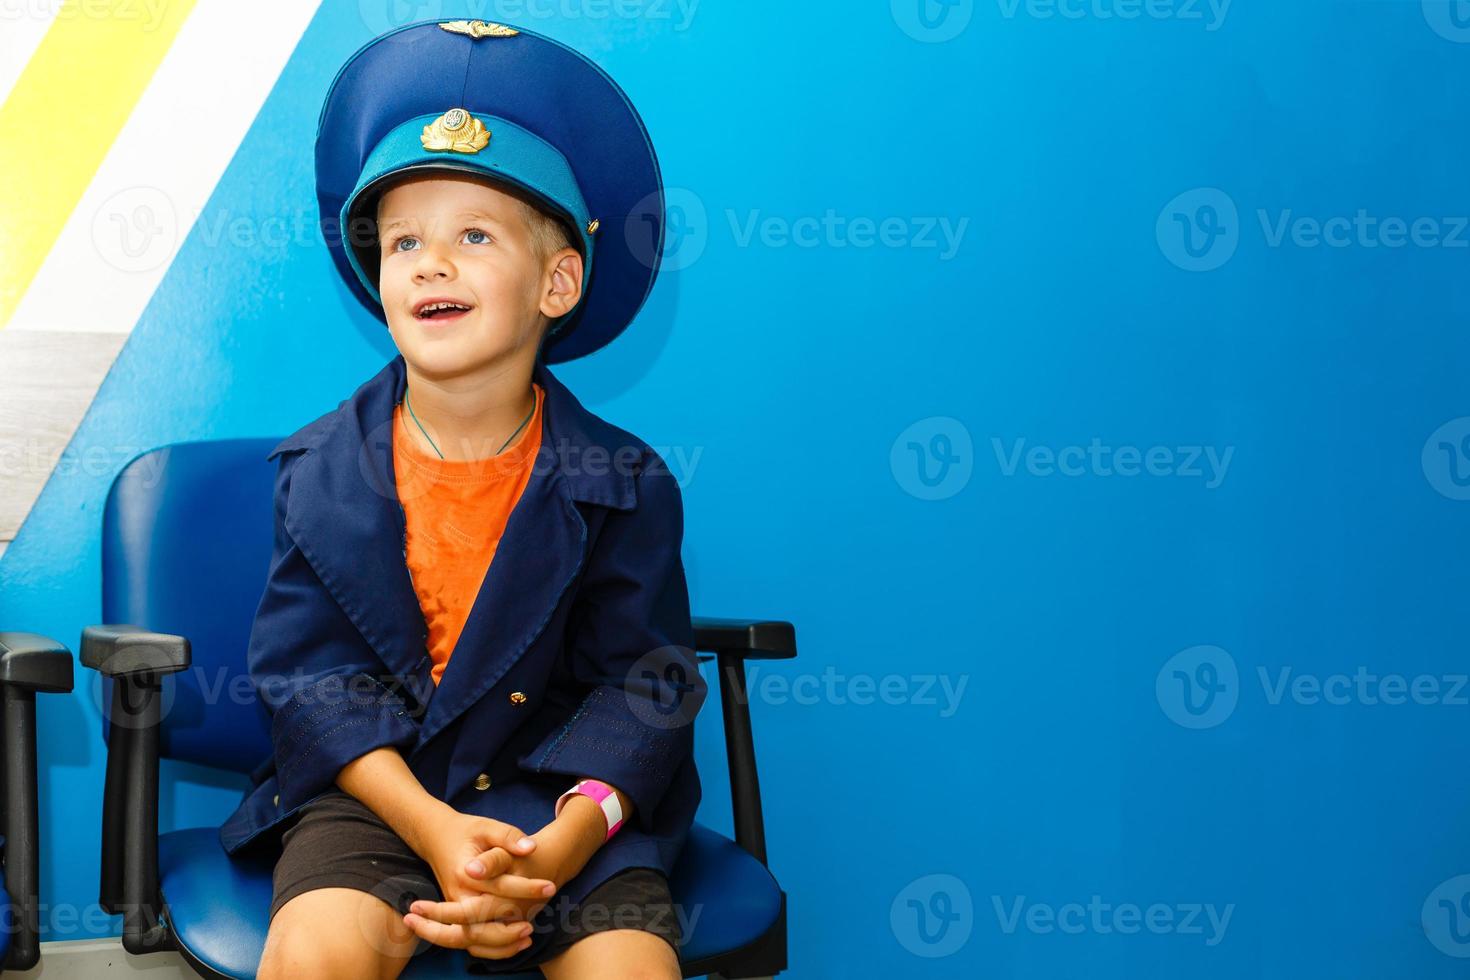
[439,20,519,38]
[421,108,491,154]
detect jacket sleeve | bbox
[517,449,707,833]
[248,449,421,811]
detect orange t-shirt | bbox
[392,383,544,686]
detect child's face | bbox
[375,174,581,378]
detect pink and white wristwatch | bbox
[553,778,625,842]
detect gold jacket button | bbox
[272,794,279,807]
[509,691,527,705]
[474,773,492,791]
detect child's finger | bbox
[476,821,537,856]
[463,846,514,881]
[407,894,508,925]
[403,912,532,951]
[478,873,558,900]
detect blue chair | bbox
[81,439,793,979]
[0,631,75,971]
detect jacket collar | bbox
[271,354,636,509]
[270,354,637,747]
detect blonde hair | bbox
[518,197,577,265]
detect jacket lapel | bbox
[275,354,637,749]
[417,356,637,745]
[278,358,427,684]
[414,445,586,747]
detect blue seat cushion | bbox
[158,821,781,979]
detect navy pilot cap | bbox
[315,19,666,363]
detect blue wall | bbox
[5,0,1470,975]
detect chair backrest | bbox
[102,439,279,774]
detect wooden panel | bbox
[0,329,127,543]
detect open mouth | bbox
[414,300,474,322]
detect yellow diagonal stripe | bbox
[0,0,198,328]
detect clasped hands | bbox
[403,809,572,961]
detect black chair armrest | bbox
[80,624,190,677]
[0,631,75,693]
[0,633,74,971]
[693,617,796,660]
[81,625,182,955]
[690,615,797,869]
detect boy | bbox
[217,20,705,979]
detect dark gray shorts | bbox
[268,789,680,966]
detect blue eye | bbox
[393,236,420,252]
[465,228,491,245]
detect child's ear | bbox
[541,248,584,319]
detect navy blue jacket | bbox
[219,354,706,955]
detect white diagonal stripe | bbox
[9,0,321,335]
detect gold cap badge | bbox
[420,108,491,154]
[439,20,519,38]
